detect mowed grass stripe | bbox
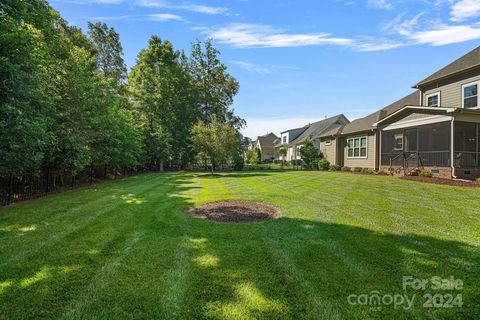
[1,171,479,319]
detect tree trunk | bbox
[160,160,164,172]
[45,168,50,193]
[7,173,13,205]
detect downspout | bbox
[451,117,457,179]
[378,128,382,171]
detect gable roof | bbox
[415,46,480,88]
[256,132,279,147]
[341,91,420,135]
[290,114,349,145]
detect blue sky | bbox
[51,0,480,138]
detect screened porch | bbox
[380,121,480,169]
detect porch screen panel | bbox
[418,122,450,167]
[404,129,417,152]
[381,129,403,166]
[455,121,477,167]
[455,122,476,152]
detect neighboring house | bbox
[320,45,480,179]
[254,133,279,162]
[335,91,420,169]
[277,115,350,162]
[276,126,308,162]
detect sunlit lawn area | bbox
[1,171,479,319]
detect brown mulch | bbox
[187,200,280,223]
[400,176,480,187]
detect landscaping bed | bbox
[188,200,280,223]
[401,175,480,187]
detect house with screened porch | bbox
[319,46,480,179]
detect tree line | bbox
[0,0,246,177]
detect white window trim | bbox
[426,91,441,107]
[325,138,332,146]
[462,81,480,109]
[346,136,368,159]
[394,134,403,151]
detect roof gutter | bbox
[413,65,480,89]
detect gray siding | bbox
[423,69,480,108]
[343,133,376,169]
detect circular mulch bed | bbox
[187,200,280,223]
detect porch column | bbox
[378,129,382,170]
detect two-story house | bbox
[277,115,350,162]
[253,133,279,162]
[319,46,480,179]
[377,46,480,179]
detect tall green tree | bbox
[300,140,322,170]
[189,39,244,129]
[129,36,198,167]
[87,21,141,171]
[87,22,127,93]
[191,116,240,174]
[0,0,53,174]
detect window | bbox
[463,82,478,108]
[394,134,403,150]
[426,92,440,107]
[347,136,367,158]
[282,136,287,143]
[325,138,331,145]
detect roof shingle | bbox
[341,91,420,135]
[415,46,480,87]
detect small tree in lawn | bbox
[191,116,239,174]
[246,150,258,164]
[255,147,262,164]
[279,147,287,168]
[300,140,321,170]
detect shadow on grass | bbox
[195,171,284,179]
[184,217,480,319]
[0,172,199,319]
[1,172,479,319]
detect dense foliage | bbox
[191,116,240,173]
[0,0,244,176]
[299,140,322,170]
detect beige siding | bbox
[320,138,337,165]
[423,69,480,108]
[260,146,276,160]
[343,133,376,169]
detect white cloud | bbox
[409,24,480,45]
[368,0,393,10]
[380,11,480,46]
[353,37,404,51]
[136,0,227,14]
[147,13,183,21]
[177,4,227,14]
[197,23,353,48]
[197,23,406,52]
[230,61,271,73]
[450,0,480,22]
[90,14,135,20]
[381,12,425,36]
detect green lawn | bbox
[0,171,479,319]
